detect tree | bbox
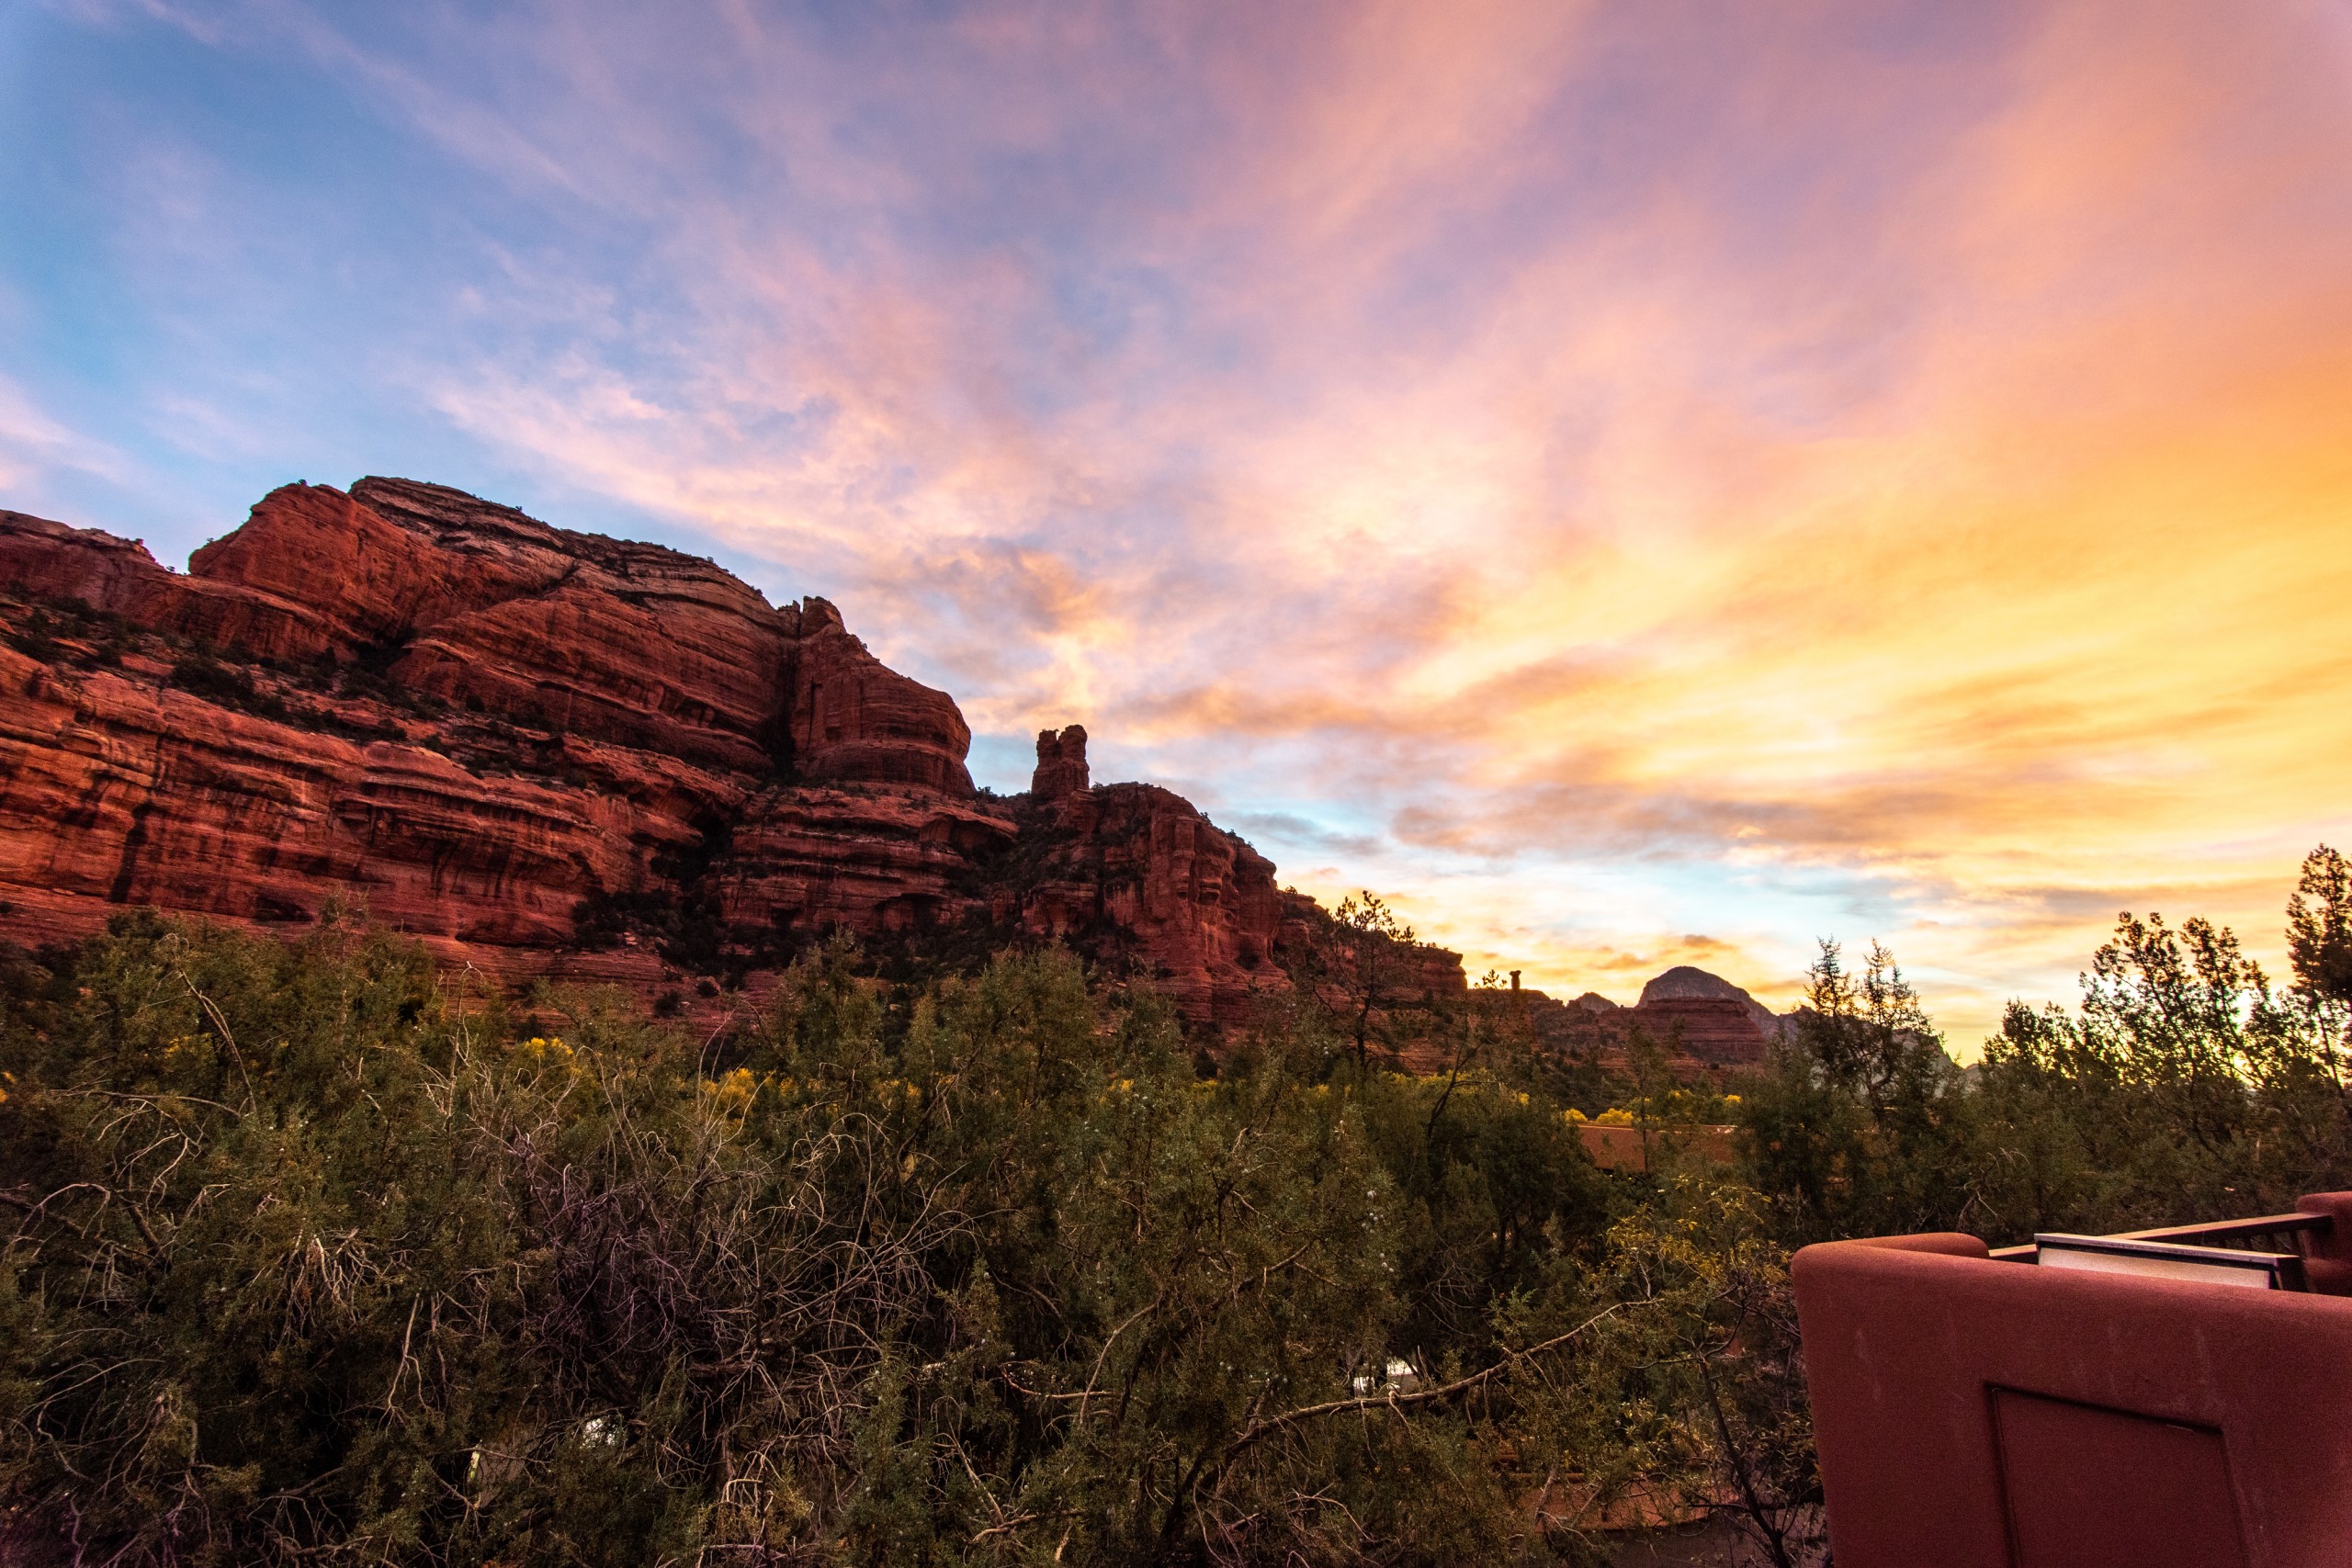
[2288,845,2352,1001]
[1329,891,1421,1069]
[2287,844,2352,1114]
[1516,1183,1827,1568]
[2078,910,2278,1160]
[1740,941,1974,1243]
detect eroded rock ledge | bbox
[0,479,1462,1028]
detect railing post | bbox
[2296,1191,2352,1294]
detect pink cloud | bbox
[33,0,2350,1046]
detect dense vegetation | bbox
[3,850,2347,1566]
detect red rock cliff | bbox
[1031,725,1090,799]
[0,479,1442,1029]
[1013,780,1290,1026]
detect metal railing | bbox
[1987,1210,2334,1270]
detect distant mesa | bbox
[1510,964,1789,1070]
[1639,963,1791,1043]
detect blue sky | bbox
[6,0,2352,1043]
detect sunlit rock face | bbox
[0,480,1430,1027]
[780,592,975,797]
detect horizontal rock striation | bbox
[0,479,1464,1029]
[1637,964,1788,1045]
[1623,996,1774,1066]
[1014,781,1293,1027]
[1506,966,1786,1078]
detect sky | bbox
[4,0,2350,1047]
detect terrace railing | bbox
[1984,1210,2335,1292]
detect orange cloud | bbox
[29,0,2345,1051]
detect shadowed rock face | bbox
[1031,725,1090,800]
[1624,997,1773,1066]
[1504,968,1784,1077]
[1016,780,1294,1027]
[0,479,1453,1028]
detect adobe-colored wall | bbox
[1574,1122,1737,1171]
[1792,1195,2352,1568]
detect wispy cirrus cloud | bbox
[4,0,2349,1043]
[0,371,124,491]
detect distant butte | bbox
[1506,967,1788,1072]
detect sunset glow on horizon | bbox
[5,1,2351,1046]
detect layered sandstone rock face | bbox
[1622,997,1773,1066]
[0,481,988,990]
[0,479,1450,1028]
[1510,968,1782,1077]
[1637,964,1787,1044]
[1016,782,1292,1026]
